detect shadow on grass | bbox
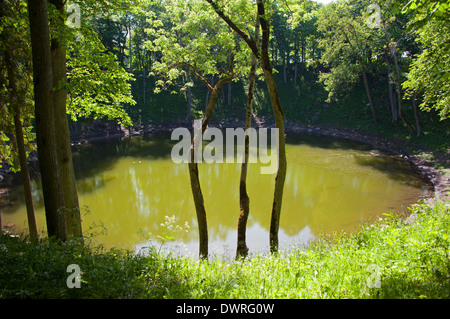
[369,273,450,299]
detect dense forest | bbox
[0,0,449,299]
[2,0,449,138]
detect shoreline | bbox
[70,118,449,203]
[1,118,449,204]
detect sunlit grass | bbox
[1,200,449,299]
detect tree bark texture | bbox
[206,0,288,254]
[28,0,66,240]
[4,48,38,242]
[188,66,234,259]
[257,0,287,254]
[236,14,259,259]
[50,0,83,240]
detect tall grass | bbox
[1,200,449,299]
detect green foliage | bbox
[1,200,449,298]
[398,0,450,120]
[63,0,136,126]
[0,0,36,171]
[317,0,381,103]
[0,235,148,298]
[67,23,135,126]
[147,0,252,94]
[1,0,136,172]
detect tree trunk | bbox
[340,26,376,123]
[4,49,38,242]
[188,69,234,259]
[205,0,287,254]
[28,0,66,240]
[228,81,232,107]
[236,15,259,259]
[392,51,414,135]
[129,17,132,72]
[143,49,146,111]
[205,74,214,109]
[258,1,287,254]
[293,44,298,89]
[186,68,192,121]
[360,60,377,123]
[412,91,421,137]
[385,53,398,123]
[382,24,414,134]
[301,38,305,75]
[50,0,83,241]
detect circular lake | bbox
[0,132,432,258]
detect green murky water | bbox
[0,133,431,257]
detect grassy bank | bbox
[1,200,449,299]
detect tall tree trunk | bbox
[186,68,192,121]
[4,49,38,242]
[412,91,421,137]
[50,0,83,240]
[385,53,398,123]
[382,24,414,134]
[205,0,287,254]
[258,1,287,254]
[340,27,377,123]
[143,49,146,111]
[282,52,287,84]
[392,50,414,135]
[237,15,259,259]
[129,17,132,72]
[228,81,232,107]
[187,65,234,259]
[301,38,305,75]
[360,60,377,123]
[293,44,298,89]
[28,0,66,241]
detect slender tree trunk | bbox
[360,59,377,123]
[382,24,414,134]
[392,50,414,135]
[188,67,234,259]
[301,38,305,75]
[228,81,232,107]
[186,68,192,121]
[412,91,421,137]
[282,52,287,84]
[385,53,398,123]
[237,15,259,259]
[258,1,287,254]
[129,17,132,72]
[50,0,83,240]
[28,0,66,240]
[188,159,208,259]
[293,45,298,89]
[340,26,376,123]
[143,50,146,111]
[205,0,287,254]
[4,49,38,242]
[205,75,214,109]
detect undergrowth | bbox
[1,200,449,299]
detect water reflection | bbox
[0,133,431,257]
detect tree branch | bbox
[205,0,260,59]
[170,62,214,91]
